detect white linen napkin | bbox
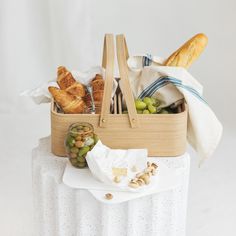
[127,55,223,164]
[21,66,118,104]
[86,140,148,189]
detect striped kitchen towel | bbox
[127,55,223,164]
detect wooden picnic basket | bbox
[51,34,187,157]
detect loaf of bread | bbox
[48,86,85,114]
[164,33,208,68]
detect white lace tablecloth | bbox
[32,137,190,236]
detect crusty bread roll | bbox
[93,90,104,102]
[91,74,104,103]
[91,74,104,91]
[48,86,85,114]
[164,33,208,68]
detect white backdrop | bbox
[1,0,236,235]
[1,0,236,128]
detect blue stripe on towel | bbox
[138,76,168,98]
[138,76,207,104]
[142,54,153,67]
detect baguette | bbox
[164,33,208,68]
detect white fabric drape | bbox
[0,0,235,127]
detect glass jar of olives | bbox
[65,122,99,168]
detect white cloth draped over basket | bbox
[127,55,223,163]
[21,66,118,105]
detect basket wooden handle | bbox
[99,34,115,127]
[116,34,139,128]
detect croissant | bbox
[48,86,85,114]
[57,66,67,77]
[66,82,86,97]
[57,67,76,90]
[164,33,208,68]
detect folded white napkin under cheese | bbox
[86,140,148,189]
[127,55,223,164]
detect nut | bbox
[105,193,113,200]
[144,168,152,177]
[75,135,82,141]
[128,181,139,188]
[147,172,152,177]
[137,178,145,186]
[131,177,138,182]
[151,163,158,169]
[151,168,157,176]
[113,176,121,183]
[145,167,153,173]
[139,174,150,185]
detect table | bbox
[32,137,190,236]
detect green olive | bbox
[143,97,154,106]
[70,153,77,158]
[135,100,147,110]
[77,162,87,168]
[77,125,84,130]
[70,159,78,166]
[66,136,75,147]
[148,104,157,114]
[75,135,82,141]
[143,109,150,114]
[77,130,84,135]
[77,155,86,163]
[78,146,90,157]
[71,128,77,133]
[70,147,79,153]
[136,109,143,114]
[83,126,90,132]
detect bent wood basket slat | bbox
[51,34,187,157]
